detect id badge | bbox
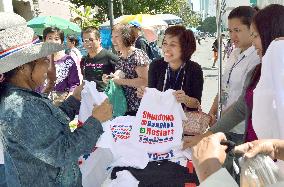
[221,86,229,106]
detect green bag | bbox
[104,80,127,117]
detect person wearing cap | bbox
[0,12,112,187]
[129,21,153,59]
[66,34,83,82]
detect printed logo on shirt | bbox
[138,111,175,144]
[111,123,132,142]
[85,63,104,69]
[148,149,175,161]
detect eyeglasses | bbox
[82,38,95,43]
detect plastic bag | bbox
[105,80,127,117]
[239,154,284,187]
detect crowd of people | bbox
[0,3,284,187]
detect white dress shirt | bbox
[222,46,260,134]
[253,40,284,171]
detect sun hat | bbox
[0,12,64,74]
[128,20,141,28]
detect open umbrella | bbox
[27,16,81,36]
[155,14,183,25]
[100,14,167,28]
[99,14,167,49]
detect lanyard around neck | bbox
[226,55,246,85]
[163,63,185,91]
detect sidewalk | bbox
[191,37,220,113]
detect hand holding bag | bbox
[104,79,127,117]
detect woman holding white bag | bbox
[137,25,203,111]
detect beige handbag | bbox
[182,111,211,135]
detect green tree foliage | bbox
[197,16,217,34]
[70,6,100,29]
[70,0,201,27]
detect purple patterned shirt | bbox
[54,55,80,92]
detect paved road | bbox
[191,37,220,113]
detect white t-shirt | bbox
[78,81,107,123]
[97,116,149,169]
[97,88,187,168]
[222,46,260,134]
[132,88,186,156]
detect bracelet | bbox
[186,97,200,107]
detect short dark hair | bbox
[67,35,79,46]
[43,27,64,42]
[164,25,196,61]
[81,26,100,39]
[228,6,257,28]
[253,4,284,55]
[113,23,136,47]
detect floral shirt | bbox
[115,49,150,112]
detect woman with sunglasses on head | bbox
[105,23,150,116]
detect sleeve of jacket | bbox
[189,62,204,103]
[59,95,81,120]
[6,99,104,168]
[148,60,159,88]
[209,67,255,133]
[209,95,246,133]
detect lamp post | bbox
[108,0,114,52]
[108,0,114,29]
[119,0,124,15]
[216,0,226,119]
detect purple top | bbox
[244,80,258,142]
[54,55,80,92]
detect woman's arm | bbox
[113,65,148,87]
[235,139,284,161]
[113,50,150,88]
[6,98,112,168]
[209,94,218,116]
